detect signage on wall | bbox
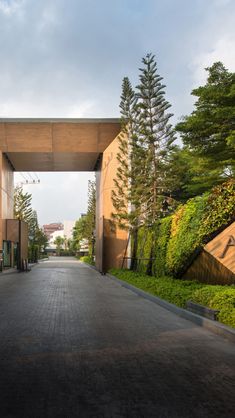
[218,235,235,259]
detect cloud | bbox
[0,0,23,16]
[14,172,95,225]
[191,35,235,87]
[2,0,235,222]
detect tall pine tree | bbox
[136,53,175,274]
[111,77,141,270]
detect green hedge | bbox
[110,269,235,328]
[80,255,95,265]
[154,217,172,276]
[136,180,235,278]
[166,194,208,276]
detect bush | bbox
[80,255,95,265]
[210,289,235,327]
[59,249,75,256]
[28,244,39,263]
[199,179,235,240]
[109,269,235,328]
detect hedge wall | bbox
[137,180,235,278]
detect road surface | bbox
[0,257,234,417]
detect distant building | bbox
[64,220,76,240]
[43,223,63,239]
[47,220,76,250]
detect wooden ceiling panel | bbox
[6,152,100,171]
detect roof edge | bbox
[0,118,120,124]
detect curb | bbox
[106,273,235,344]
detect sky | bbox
[0,0,235,225]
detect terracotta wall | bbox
[0,152,14,247]
[96,135,128,272]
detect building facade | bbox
[43,223,64,240]
[0,118,127,272]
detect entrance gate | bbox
[0,118,128,272]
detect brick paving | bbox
[0,257,234,418]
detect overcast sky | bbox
[1,0,234,225]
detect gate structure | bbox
[0,118,128,272]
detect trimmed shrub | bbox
[109,269,235,328]
[80,255,95,265]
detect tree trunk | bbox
[130,227,138,271]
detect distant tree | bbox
[86,180,96,256]
[136,53,175,274]
[35,228,48,252]
[14,187,44,262]
[72,216,88,251]
[14,186,34,223]
[28,210,39,241]
[54,236,65,256]
[176,62,235,193]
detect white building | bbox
[47,220,76,249]
[63,220,76,240]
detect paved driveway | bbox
[0,257,234,417]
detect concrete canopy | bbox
[0,119,120,171]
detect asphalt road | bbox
[0,257,234,418]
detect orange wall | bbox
[96,135,128,272]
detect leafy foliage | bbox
[154,217,172,276]
[166,194,208,275]
[54,236,65,256]
[110,269,235,328]
[14,186,34,223]
[72,180,96,256]
[135,180,234,278]
[79,255,95,266]
[166,180,234,276]
[14,186,48,262]
[199,179,235,239]
[176,62,235,194]
[192,287,235,327]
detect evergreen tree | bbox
[111,77,141,270]
[14,186,47,261]
[14,186,34,223]
[86,180,96,256]
[72,216,88,251]
[72,181,96,257]
[136,53,175,274]
[176,62,235,192]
